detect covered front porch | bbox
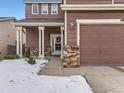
[15,18,64,59]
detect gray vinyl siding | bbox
[0,21,16,58]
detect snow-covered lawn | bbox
[0,59,93,93]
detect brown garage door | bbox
[80,25,124,65]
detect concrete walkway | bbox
[39,56,124,93]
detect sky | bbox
[0,0,24,20]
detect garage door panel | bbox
[100,38,124,45]
[80,48,99,55]
[80,25,124,64]
[99,55,124,64]
[81,45,100,48]
[101,48,124,55]
[81,55,101,64]
[98,56,112,64]
[82,36,100,43]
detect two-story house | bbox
[15,0,124,66]
[15,0,64,58]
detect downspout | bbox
[112,0,114,4]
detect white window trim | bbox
[51,4,58,15]
[32,4,39,14]
[41,4,48,14]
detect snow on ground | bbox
[0,59,93,93]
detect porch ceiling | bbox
[15,18,64,27]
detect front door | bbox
[50,34,61,55]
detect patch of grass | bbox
[4,55,20,59]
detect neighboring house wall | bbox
[0,20,16,58]
[25,3,64,18]
[67,11,124,45]
[66,0,124,4]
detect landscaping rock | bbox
[63,45,80,68]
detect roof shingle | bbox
[0,17,16,21]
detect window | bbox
[51,4,58,15]
[32,4,39,14]
[41,4,48,14]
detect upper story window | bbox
[41,4,48,14]
[32,4,39,14]
[51,4,58,15]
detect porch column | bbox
[23,28,26,45]
[16,27,20,55]
[61,26,64,59]
[19,27,23,57]
[38,27,45,58]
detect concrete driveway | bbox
[80,66,124,93]
[39,56,124,93]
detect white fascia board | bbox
[76,19,124,45]
[60,4,124,10]
[14,22,64,26]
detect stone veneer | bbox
[63,45,80,68]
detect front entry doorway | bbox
[50,34,61,56]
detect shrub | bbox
[25,47,36,65]
[4,54,20,59]
[28,57,36,64]
[25,47,31,58]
